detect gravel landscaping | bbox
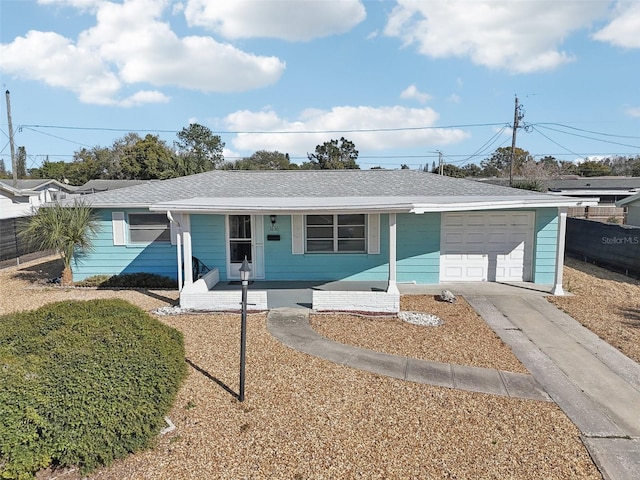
[1,256,605,479]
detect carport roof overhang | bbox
[148,195,597,215]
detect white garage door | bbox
[440,212,534,282]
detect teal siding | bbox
[190,214,227,279]
[74,208,558,286]
[72,209,177,281]
[397,213,441,283]
[263,214,390,281]
[533,208,558,284]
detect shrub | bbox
[511,179,546,192]
[0,300,187,478]
[76,273,177,289]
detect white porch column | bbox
[182,214,194,287]
[387,212,399,294]
[167,211,183,291]
[551,207,567,295]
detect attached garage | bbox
[440,211,535,282]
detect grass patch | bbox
[0,299,187,479]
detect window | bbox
[306,214,365,253]
[129,213,170,243]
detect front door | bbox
[228,214,252,279]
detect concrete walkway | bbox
[267,307,550,401]
[267,295,640,480]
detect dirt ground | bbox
[0,256,610,479]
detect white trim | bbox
[367,213,380,254]
[149,196,597,215]
[111,211,126,245]
[291,215,304,254]
[253,214,265,280]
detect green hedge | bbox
[0,300,187,479]
[76,273,177,289]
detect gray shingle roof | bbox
[67,170,587,212]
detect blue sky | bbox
[1,0,639,173]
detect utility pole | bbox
[5,90,17,183]
[509,95,519,187]
[438,150,443,175]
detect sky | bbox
[1,0,640,173]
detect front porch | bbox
[179,268,555,312]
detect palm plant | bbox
[20,199,99,285]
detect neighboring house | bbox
[0,179,77,219]
[617,192,640,226]
[546,177,640,204]
[70,170,593,312]
[75,179,154,195]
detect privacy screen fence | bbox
[0,217,39,262]
[566,217,640,277]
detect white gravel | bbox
[398,311,443,326]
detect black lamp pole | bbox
[238,257,251,402]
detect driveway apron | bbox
[466,295,640,480]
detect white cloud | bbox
[400,85,432,104]
[183,0,366,41]
[447,94,461,104]
[0,30,122,105]
[1,0,286,105]
[626,106,640,117]
[224,105,469,158]
[38,0,102,11]
[384,0,610,73]
[119,90,170,107]
[593,2,640,48]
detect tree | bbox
[577,160,612,177]
[174,123,225,175]
[229,150,295,170]
[19,200,99,286]
[480,147,533,177]
[0,159,8,178]
[16,146,27,178]
[400,164,410,169]
[432,164,465,178]
[460,163,482,177]
[307,137,360,169]
[121,134,176,179]
[34,159,70,182]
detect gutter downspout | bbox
[167,211,183,292]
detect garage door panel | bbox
[440,212,533,282]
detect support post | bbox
[387,212,399,294]
[182,215,193,286]
[552,207,568,295]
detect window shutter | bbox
[291,215,304,254]
[112,212,126,245]
[367,213,380,254]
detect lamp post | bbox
[238,257,251,402]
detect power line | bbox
[534,124,640,150]
[17,122,507,135]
